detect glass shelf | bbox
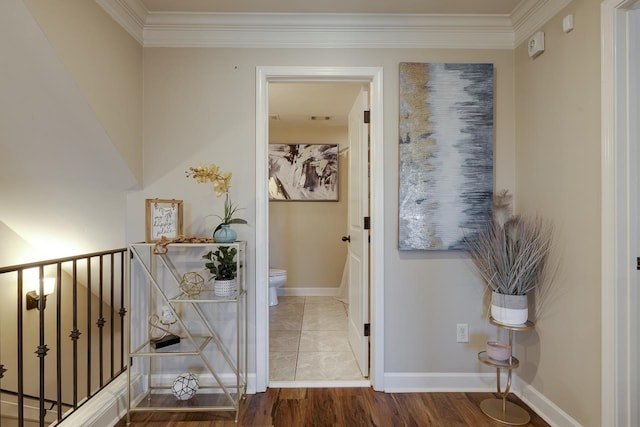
[170,289,246,303]
[130,335,212,356]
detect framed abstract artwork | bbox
[399,62,494,250]
[268,143,339,201]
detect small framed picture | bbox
[145,199,183,243]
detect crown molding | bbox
[511,0,573,47]
[96,0,147,44]
[142,13,514,49]
[95,0,572,49]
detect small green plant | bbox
[203,246,237,280]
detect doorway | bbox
[267,81,365,384]
[601,1,640,425]
[255,66,385,393]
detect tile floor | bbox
[269,296,365,382]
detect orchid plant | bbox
[186,164,247,232]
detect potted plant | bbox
[465,190,554,325]
[186,164,247,243]
[203,246,238,297]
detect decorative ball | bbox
[179,272,204,296]
[171,372,199,400]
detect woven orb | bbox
[171,372,199,400]
[179,272,204,296]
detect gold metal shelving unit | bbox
[126,243,246,424]
[478,317,534,425]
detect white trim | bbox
[98,0,569,49]
[56,373,141,427]
[255,67,270,393]
[515,380,582,427]
[383,372,504,393]
[601,1,639,426]
[384,373,580,426]
[95,0,146,44]
[255,66,384,393]
[511,0,573,47]
[142,13,513,49]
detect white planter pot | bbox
[214,278,236,297]
[491,292,528,325]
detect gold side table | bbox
[478,317,534,425]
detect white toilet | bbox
[268,268,287,306]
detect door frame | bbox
[254,66,385,393]
[601,1,639,425]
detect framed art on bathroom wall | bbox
[145,198,183,243]
[268,143,339,201]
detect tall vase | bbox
[214,224,237,243]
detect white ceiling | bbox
[140,0,523,15]
[269,83,363,127]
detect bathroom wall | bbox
[269,123,349,291]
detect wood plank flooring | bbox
[116,388,551,426]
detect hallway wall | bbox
[131,47,515,380]
[514,0,601,424]
[0,0,140,264]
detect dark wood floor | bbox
[116,388,550,427]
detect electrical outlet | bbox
[456,323,469,343]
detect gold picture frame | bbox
[145,199,183,243]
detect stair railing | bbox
[0,248,127,426]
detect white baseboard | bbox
[384,372,581,427]
[281,287,341,297]
[383,372,503,392]
[57,372,141,427]
[513,377,582,427]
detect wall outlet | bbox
[456,323,469,343]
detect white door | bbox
[346,87,370,377]
[632,6,640,421]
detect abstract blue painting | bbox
[399,63,494,250]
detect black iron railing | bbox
[0,249,127,426]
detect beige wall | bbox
[135,47,515,375]
[0,1,607,423]
[23,0,143,185]
[0,0,140,262]
[269,124,349,289]
[514,0,601,424]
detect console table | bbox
[127,242,246,424]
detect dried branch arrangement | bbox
[466,190,554,296]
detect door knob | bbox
[342,235,351,242]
